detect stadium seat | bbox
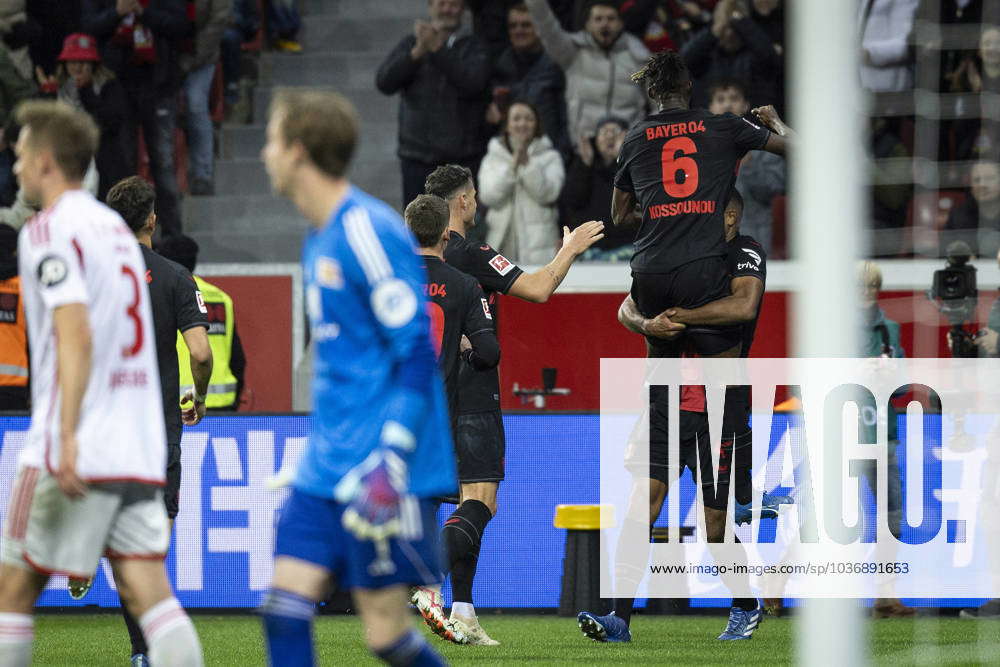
[553,505,614,617]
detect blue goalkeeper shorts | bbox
[273,489,442,590]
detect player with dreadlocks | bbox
[575,51,796,645]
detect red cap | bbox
[57,33,100,62]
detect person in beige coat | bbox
[524,0,649,144]
[478,100,565,265]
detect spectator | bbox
[706,78,784,254]
[0,119,16,207]
[561,115,633,260]
[159,234,247,410]
[681,0,780,108]
[82,0,189,238]
[478,100,564,264]
[219,0,258,120]
[487,2,569,155]
[0,46,33,128]
[951,26,1000,161]
[0,0,34,85]
[268,0,301,53]
[869,116,911,256]
[524,0,649,144]
[858,0,919,93]
[27,0,83,75]
[750,0,783,109]
[0,222,27,410]
[181,0,231,197]
[376,0,491,208]
[942,161,1000,258]
[42,33,130,199]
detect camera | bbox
[929,241,978,357]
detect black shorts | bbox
[627,395,752,511]
[631,256,741,356]
[454,411,505,483]
[165,443,182,519]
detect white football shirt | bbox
[17,190,166,483]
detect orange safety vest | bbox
[0,276,28,387]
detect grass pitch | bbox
[32,612,1000,666]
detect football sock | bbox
[260,588,315,667]
[451,601,475,618]
[442,499,492,603]
[612,518,652,626]
[121,604,148,656]
[0,612,33,667]
[372,628,446,666]
[139,596,203,666]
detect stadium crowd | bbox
[0,0,299,239]
[377,0,1000,261]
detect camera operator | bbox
[859,261,914,618]
[965,248,1000,357]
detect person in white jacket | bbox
[859,0,919,92]
[478,100,565,265]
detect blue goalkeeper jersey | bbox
[296,186,457,500]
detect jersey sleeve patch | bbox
[481,297,492,320]
[37,254,69,287]
[371,278,418,329]
[195,290,208,314]
[489,254,514,276]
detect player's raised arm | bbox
[506,220,605,303]
[752,105,796,155]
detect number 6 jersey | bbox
[615,109,771,274]
[17,190,165,484]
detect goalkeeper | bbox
[258,89,455,667]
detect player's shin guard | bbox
[139,596,203,666]
[442,499,492,603]
[260,588,315,667]
[0,612,33,667]
[373,628,447,666]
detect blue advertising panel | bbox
[0,413,980,608]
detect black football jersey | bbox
[726,234,767,358]
[615,108,770,273]
[422,255,496,417]
[443,231,522,414]
[141,245,209,444]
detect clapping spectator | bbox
[561,115,633,260]
[82,0,189,237]
[376,0,491,207]
[524,0,649,144]
[707,79,784,253]
[681,0,781,107]
[43,33,130,199]
[181,0,231,197]
[858,0,919,93]
[487,3,569,155]
[950,26,1000,161]
[478,101,565,264]
[941,161,1000,258]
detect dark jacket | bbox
[561,148,634,251]
[491,46,569,155]
[79,79,130,198]
[681,17,781,108]
[941,196,1000,258]
[82,0,190,94]
[376,27,491,164]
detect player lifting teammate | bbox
[0,101,203,666]
[259,89,454,666]
[414,164,604,644]
[613,50,792,359]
